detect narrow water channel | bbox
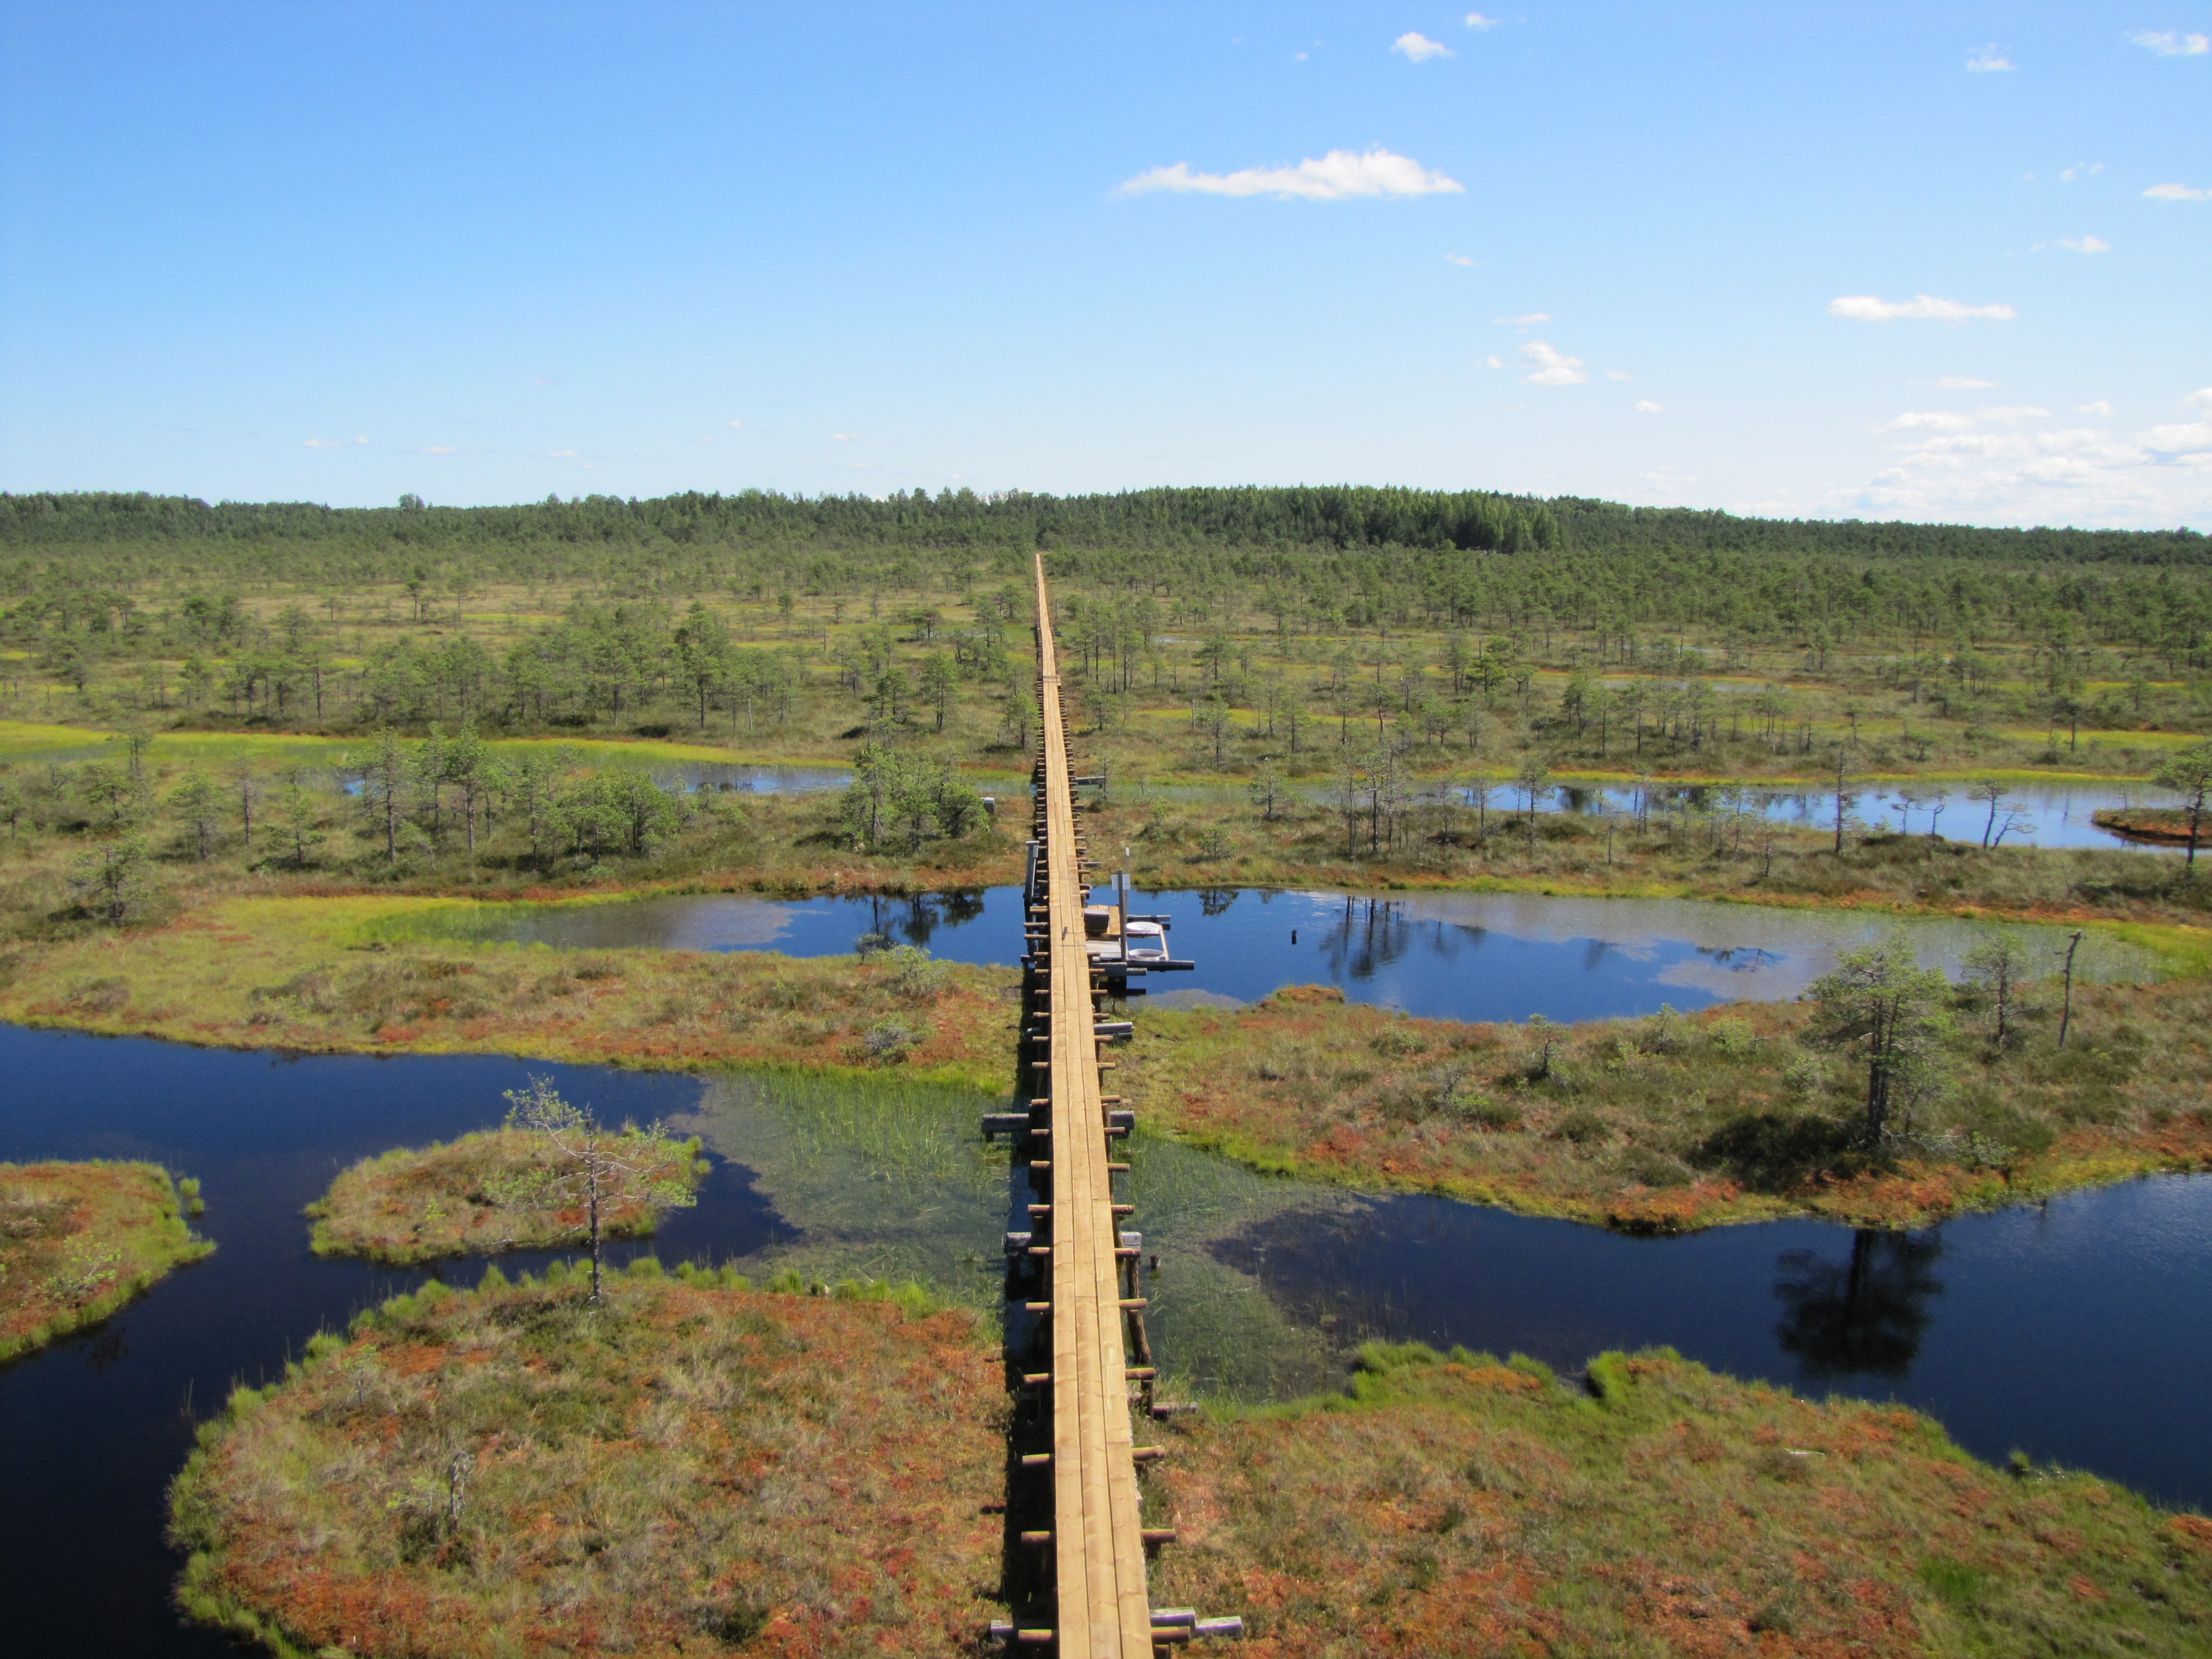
[3,1025,2206,1654]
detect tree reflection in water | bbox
[1774,1229,1945,1378]
[1318,896,1496,983]
[859,888,987,949]
[1695,944,1781,972]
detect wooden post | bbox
[2058,930,2083,1050]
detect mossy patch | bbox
[306,1126,707,1265]
[1,1160,212,1361]
[168,1265,1007,1658]
[1151,1343,2212,1656]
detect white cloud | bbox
[1465,12,1509,27]
[726,419,745,428]
[2058,234,2112,253]
[1852,386,2212,526]
[2142,388,2212,454]
[1444,253,1478,266]
[1634,400,1664,414]
[1494,310,1549,325]
[1519,340,1588,386]
[1393,31,1453,61]
[1828,293,2017,322]
[1478,354,1505,369]
[549,449,579,457]
[2131,28,2210,55]
[422,445,458,455]
[2076,401,2114,415]
[2059,162,2104,182]
[1965,44,2015,72]
[1605,369,1633,382]
[303,436,369,449]
[2144,182,2208,201]
[831,432,858,441]
[1884,406,2048,433]
[531,375,560,386]
[1934,375,1996,389]
[1117,146,1463,201]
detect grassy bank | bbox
[169,1263,1007,1659]
[1122,980,2212,1231]
[1,1160,211,1360]
[1149,1342,2212,1656]
[307,1127,708,1265]
[0,894,1018,1090]
[1096,796,2212,935]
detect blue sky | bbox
[1,2,2207,527]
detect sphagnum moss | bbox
[305,1125,708,1266]
[169,1262,1008,1659]
[1124,977,2212,1231]
[1148,1343,2212,1657]
[0,1160,212,1361]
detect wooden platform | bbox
[1029,553,1155,1657]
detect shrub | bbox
[863,1021,921,1061]
[1708,1015,1757,1056]
[1555,1108,1607,1145]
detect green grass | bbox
[0,717,832,772]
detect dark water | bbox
[5,1025,2207,1655]
[1214,1176,2212,1512]
[441,886,2144,1023]
[0,1027,788,1658]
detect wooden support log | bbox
[1132,1447,1167,1463]
[1141,1528,1179,1545]
[1020,1452,1051,1467]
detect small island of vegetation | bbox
[1,1160,211,1361]
[306,1084,708,1267]
[1126,949,2212,1231]
[169,1262,1007,1659]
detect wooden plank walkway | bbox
[1028,553,1156,1658]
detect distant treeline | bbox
[4,488,2211,657]
[2,487,2203,567]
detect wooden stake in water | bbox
[2058,930,2084,1050]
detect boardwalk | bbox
[1025,553,1157,1656]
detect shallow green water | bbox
[669,1069,1347,1402]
